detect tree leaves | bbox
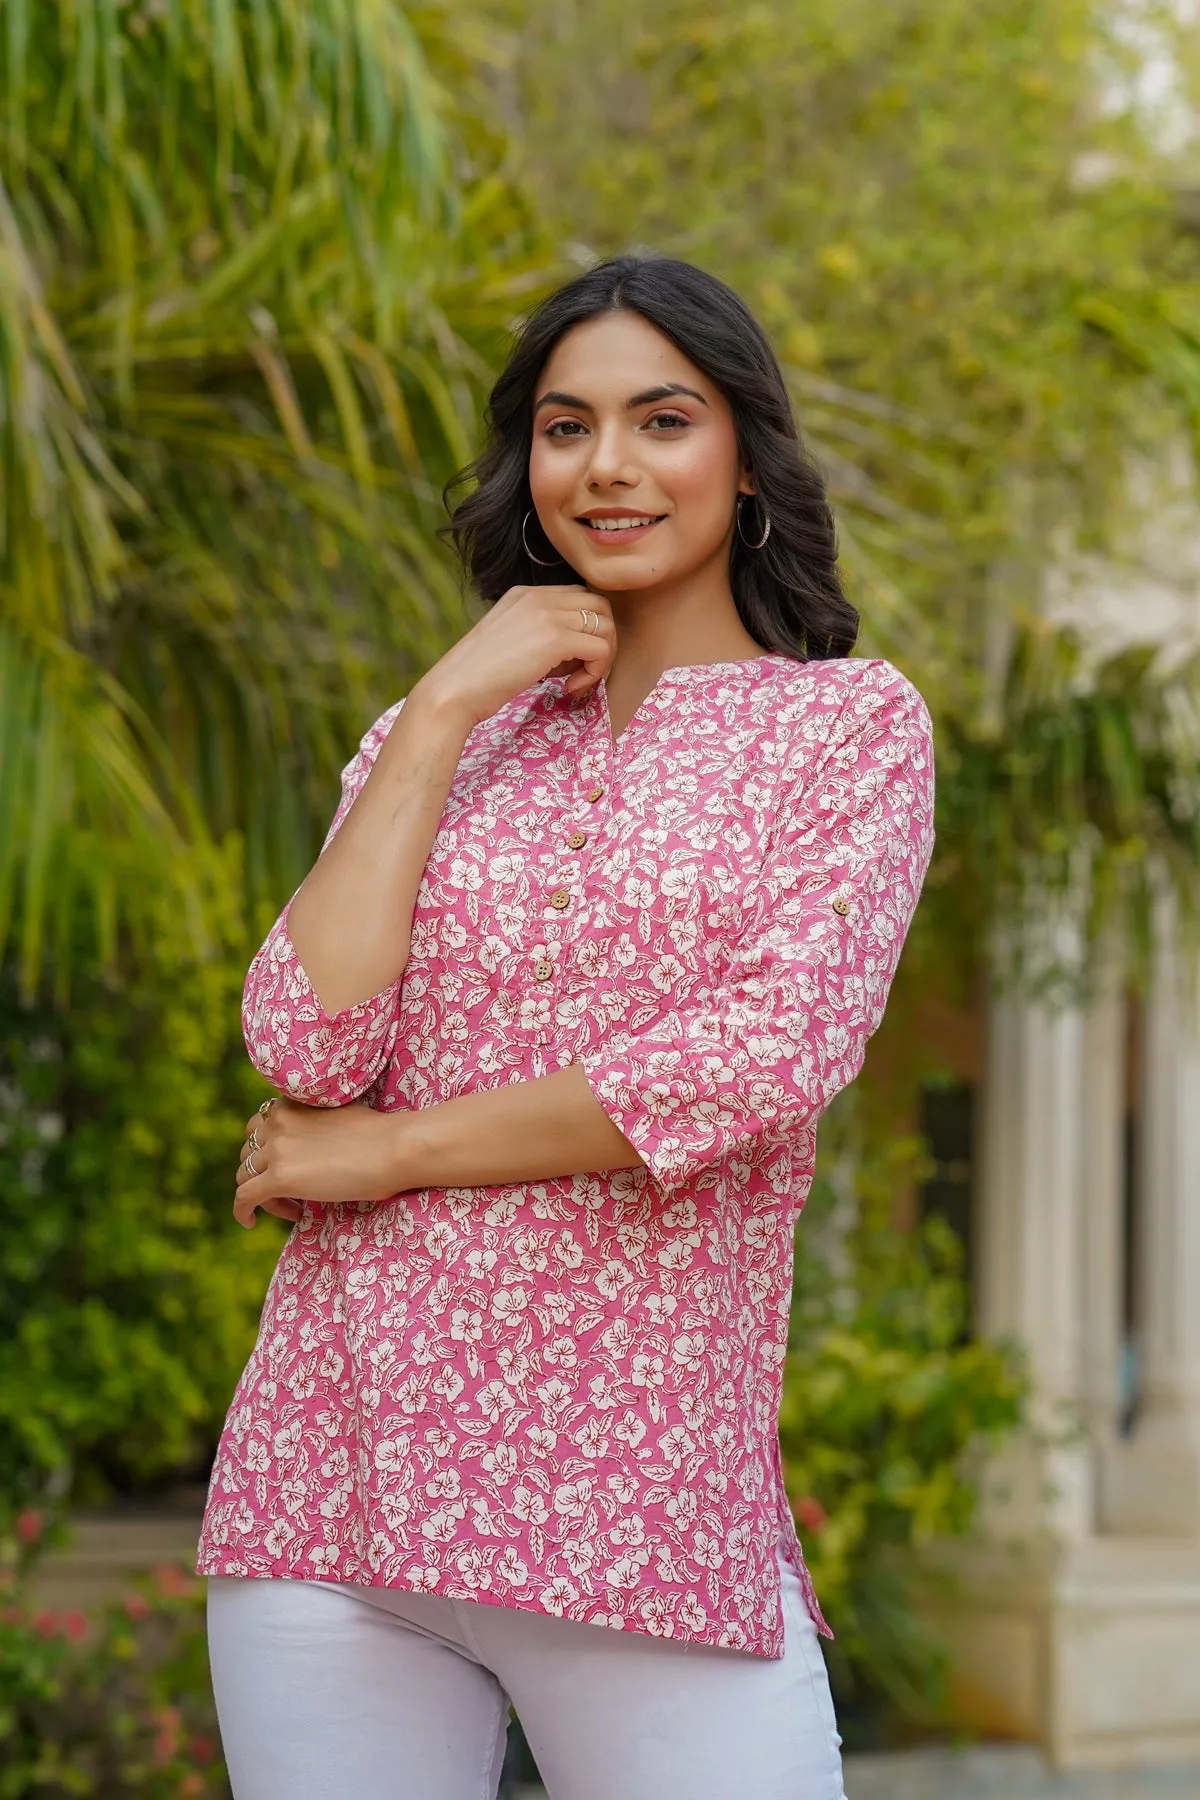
[485,0,1200,969]
[0,0,541,993]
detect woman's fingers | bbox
[235,1100,302,1226]
[236,1097,290,1186]
[233,1171,301,1230]
[561,625,614,691]
[546,627,615,696]
[231,1093,397,1220]
[261,1196,302,1222]
[235,1137,267,1186]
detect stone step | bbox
[512,1747,1200,1800]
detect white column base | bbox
[918,1533,1200,1769]
[1101,1416,1200,1536]
[978,1425,1093,1544]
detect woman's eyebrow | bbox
[533,382,709,415]
[626,382,708,409]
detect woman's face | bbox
[528,309,753,593]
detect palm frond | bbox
[934,620,1200,990]
[0,0,544,991]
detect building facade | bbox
[928,495,1200,1768]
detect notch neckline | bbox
[614,651,790,683]
[593,652,792,749]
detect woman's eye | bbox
[646,412,689,431]
[545,419,587,438]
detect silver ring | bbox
[247,1126,263,1154]
[244,1149,261,1177]
[579,606,590,632]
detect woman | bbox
[198,254,935,1800]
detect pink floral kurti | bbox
[197,653,935,1658]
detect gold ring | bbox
[587,609,599,634]
[579,606,590,632]
[245,1149,260,1177]
[258,1098,277,1120]
[247,1126,263,1154]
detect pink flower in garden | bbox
[793,1495,828,1535]
[178,1778,205,1798]
[15,1509,44,1546]
[123,1591,152,1621]
[60,1609,88,1643]
[153,1562,192,1598]
[150,1704,183,1764]
[189,1734,217,1763]
[33,1609,58,1637]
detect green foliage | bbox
[0,1513,224,1799]
[483,0,1200,671]
[2,0,1197,1750]
[927,621,1200,990]
[481,0,1200,966]
[779,1133,1025,1735]
[0,0,544,995]
[0,859,279,1504]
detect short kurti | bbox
[197,653,935,1658]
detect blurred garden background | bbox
[5,0,1200,1793]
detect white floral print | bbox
[197,653,935,1658]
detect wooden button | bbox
[832,896,851,916]
[549,888,571,910]
[587,785,604,803]
[567,831,588,850]
[534,958,554,980]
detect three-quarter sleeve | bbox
[579,668,935,1196]
[241,697,408,1106]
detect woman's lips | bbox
[576,515,666,545]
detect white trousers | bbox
[206,1539,847,1800]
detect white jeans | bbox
[206,1539,846,1800]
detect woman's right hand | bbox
[412,584,617,730]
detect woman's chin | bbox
[572,552,673,592]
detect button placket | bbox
[529,687,610,987]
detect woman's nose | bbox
[584,420,640,488]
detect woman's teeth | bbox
[583,516,662,532]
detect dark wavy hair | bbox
[442,254,858,660]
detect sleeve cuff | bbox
[242,899,403,1104]
[579,1033,748,1198]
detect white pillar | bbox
[975,965,1092,1539]
[1079,976,1126,1454]
[1103,901,1200,1533]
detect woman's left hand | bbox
[234,1098,406,1229]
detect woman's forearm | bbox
[393,1065,646,1190]
[232,1065,648,1228]
[286,679,475,1015]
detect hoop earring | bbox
[522,509,565,567]
[736,493,771,551]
